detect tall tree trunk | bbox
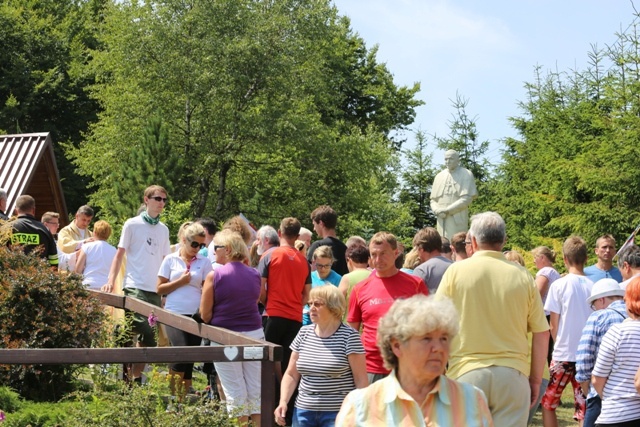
[214,160,231,221]
[194,176,210,218]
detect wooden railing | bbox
[0,290,282,426]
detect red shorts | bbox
[541,360,585,421]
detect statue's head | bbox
[444,150,460,172]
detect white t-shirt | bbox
[57,248,76,273]
[119,216,171,292]
[206,241,217,264]
[158,252,213,315]
[620,273,640,290]
[544,273,594,361]
[82,240,117,289]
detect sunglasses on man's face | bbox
[150,196,168,203]
[189,241,206,249]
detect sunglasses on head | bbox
[150,196,168,203]
[189,241,206,249]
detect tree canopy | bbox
[65,0,421,237]
[4,0,640,248]
[488,22,640,248]
[0,0,104,209]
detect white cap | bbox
[586,278,625,304]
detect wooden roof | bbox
[0,132,68,225]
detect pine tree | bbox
[436,93,490,183]
[400,130,437,230]
[107,117,181,220]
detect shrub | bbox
[0,247,107,401]
[0,386,22,412]
[3,401,73,427]
[63,370,234,426]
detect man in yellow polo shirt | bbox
[436,211,549,427]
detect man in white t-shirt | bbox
[542,236,594,427]
[102,185,171,384]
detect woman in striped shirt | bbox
[274,285,368,427]
[592,277,640,426]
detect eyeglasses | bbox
[316,263,332,269]
[464,241,472,245]
[45,221,60,227]
[214,245,225,250]
[150,196,168,203]
[189,241,206,249]
[308,301,325,308]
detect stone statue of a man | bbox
[430,150,478,238]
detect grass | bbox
[529,384,581,426]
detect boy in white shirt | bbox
[102,185,171,384]
[542,236,594,427]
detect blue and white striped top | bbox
[592,319,640,424]
[575,300,627,399]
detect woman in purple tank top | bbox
[200,229,263,426]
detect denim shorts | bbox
[292,407,339,427]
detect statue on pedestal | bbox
[430,150,478,238]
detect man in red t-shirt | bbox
[258,217,311,374]
[347,231,428,383]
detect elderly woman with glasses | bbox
[157,222,213,397]
[275,285,368,427]
[302,245,342,325]
[336,294,493,426]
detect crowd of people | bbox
[2,185,640,427]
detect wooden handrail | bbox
[0,290,280,426]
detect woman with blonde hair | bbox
[75,220,117,289]
[157,222,213,397]
[503,250,525,266]
[295,239,308,257]
[401,247,421,273]
[337,295,492,426]
[223,215,254,246]
[171,221,193,252]
[200,229,263,426]
[275,285,367,427]
[532,245,560,365]
[531,246,560,304]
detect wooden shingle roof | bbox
[0,132,68,224]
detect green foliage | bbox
[489,24,640,248]
[67,0,421,236]
[436,93,491,183]
[3,401,75,427]
[0,0,104,209]
[102,117,182,221]
[0,247,107,401]
[0,386,23,413]
[62,371,233,427]
[399,130,437,231]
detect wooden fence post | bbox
[261,359,276,427]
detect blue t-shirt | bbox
[302,270,342,325]
[584,265,623,283]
